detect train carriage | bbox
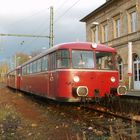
[7,42,125,102]
[7,67,21,89]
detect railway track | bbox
[32,97,140,139]
[1,83,140,139]
[66,103,140,139]
[78,96,140,139]
[18,92,140,139]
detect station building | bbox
[80,0,140,90]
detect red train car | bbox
[7,42,126,102]
[7,66,21,90]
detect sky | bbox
[0,0,106,62]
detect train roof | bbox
[7,65,21,74]
[48,42,115,51]
[20,42,116,67]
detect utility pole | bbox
[49,6,54,48]
[0,7,54,47]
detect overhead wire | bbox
[28,0,82,44]
[5,6,51,49]
[7,7,50,27]
[27,0,70,37]
[22,0,71,47]
[1,5,51,49]
[6,0,82,50]
[54,0,81,24]
[55,0,69,13]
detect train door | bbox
[41,55,49,97]
[48,52,57,98]
[16,68,21,89]
[49,72,56,98]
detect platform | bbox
[124,90,140,97]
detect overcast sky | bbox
[0,0,105,61]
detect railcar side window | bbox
[50,52,56,70]
[42,56,48,71]
[29,63,33,74]
[22,66,26,75]
[72,50,94,69]
[96,52,115,70]
[27,64,30,74]
[17,69,21,76]
[37,59,42,72]
[56,50,70,68]
[33,61,37,73]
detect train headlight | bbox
[110,77,116,83]
[73,76,80,83]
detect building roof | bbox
[80,0,114,22]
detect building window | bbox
[117,56,123,81]
[127,6,137,33]
[102,23,108,43]
[115,18,121,38]
[91,26,98,43]
[130,11,137,33]
[133,54,140,82]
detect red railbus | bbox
[7,42,125,102]
[7,67,21,90]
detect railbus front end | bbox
[54,44,119,102]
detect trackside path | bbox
[0,84,84,140]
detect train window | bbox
[37,59,42,72]
[32,61,37,73]
[56,50,70,68]
[29,63,33,74]
[50,52,57,70]
[42,56,48,71]
[17,69,21,76]
[72,50,94,69]
[22,66,27,75]
[96,52,115,70]
[27,64,30,74]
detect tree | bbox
[13,52,31,67]
[0,61,9,83]
[30,49,42,57]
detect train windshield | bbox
[72,50,94,69]
[96,52,115,70]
